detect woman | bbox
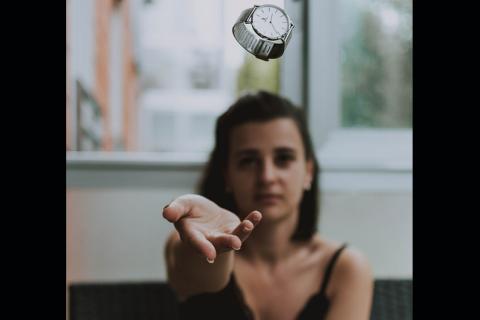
[163,91,373,319]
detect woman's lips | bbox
[254,194,283,204]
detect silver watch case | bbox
[232,5,295,61]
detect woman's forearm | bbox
[165,231,235,301]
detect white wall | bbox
[66,164,411,283]
[319,191,412,278]
[67,187,182,282]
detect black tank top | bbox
[179,243,348,320]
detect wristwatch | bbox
[232,4,295,61]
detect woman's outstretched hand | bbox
[162,194,262,263]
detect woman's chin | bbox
[254,205,290,221]
[253,201,280,212]
[239,200,290,220]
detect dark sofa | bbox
[69,279,412,320]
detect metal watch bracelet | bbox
[232,7,287,61]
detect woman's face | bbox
[225,118,314,221]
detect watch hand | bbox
[271,23,280,35]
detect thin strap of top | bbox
[318,243,348,296]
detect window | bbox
[138,0,284,153]
[66,0,285,153]
[67,0,411,191]
[308,0,412,176]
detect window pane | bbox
[340,0,412,128]
[138,0,283,152]
[66,0,284,152]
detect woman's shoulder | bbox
[292,235,344,273]
[317,239,372,298]
[307,235,371,289]
[310,235,367,262]
[292,235,371,283]
[308,234,344,257]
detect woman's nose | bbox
[258,159,276,184]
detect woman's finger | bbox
[209,233,242,252]
[232,210,262,242]
[162,197,194,223]
[183,228,217,262]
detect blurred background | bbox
[66,0,411,299]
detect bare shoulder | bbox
[310,235,370,273]
[328,245,373,298]
[307,235,372,296]
[309,234,344,257]
[297,235,345,272]
[337,247,371,278]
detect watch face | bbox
[251,5,290,40]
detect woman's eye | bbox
[238,157,257,167]
[275,154,295,166]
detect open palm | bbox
[163,194,262,262]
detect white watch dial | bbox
[252,5,289,40]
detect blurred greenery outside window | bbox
[340,0,412,128]
[237,56,280,96]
